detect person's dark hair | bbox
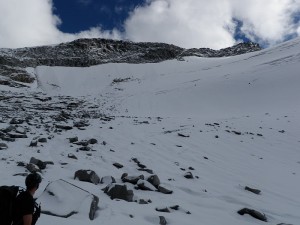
[25,173,42,190]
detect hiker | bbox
[12,173,42,225]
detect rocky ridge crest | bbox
[0,38,261,87]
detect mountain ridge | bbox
[0,38,261,87]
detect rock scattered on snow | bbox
[26,163,41,173]
[30,157,47,170]
[184,172,194,179]
[178,133,190,138]
[147,174,160,188]
[159,216,167,225]
[0,143,8,150]
[68,137,78,143]
[245,186,261,195]
[88,138,98,144]
[74,170,100,185]
[156,207,170,213]
[103,183,134,202]
[38,137,47,143]
[237,208,267,222]
[113,162,124,169]
[68,153,78,160]
[136,179,157,191]
[157,185,173,194]
[122,174,144,185]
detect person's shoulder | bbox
[17,191,33,201]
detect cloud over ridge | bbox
[0,0,299,48]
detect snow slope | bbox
[1,37,300,225]
[35,37,300,118]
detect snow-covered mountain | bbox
[0,37,299,225]
[0,38,260,87]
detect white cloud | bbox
[231,0,300,45]
[124,0,300,48]
[124,0,236,49]
[0,0,121,48]
[0,0,299,49]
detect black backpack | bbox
[0,186,20,225]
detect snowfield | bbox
[1,37,300,225]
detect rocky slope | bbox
[0,38,261,87]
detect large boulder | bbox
[38,179,99,220]
[74,170,100,185]
[26,163,41,173]
[103,183,133,202]
[30,157,47,170]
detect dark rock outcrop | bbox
[0,38,261,87]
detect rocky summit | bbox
[0,38,260,87]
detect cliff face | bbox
[0,38,261,87]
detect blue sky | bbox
[0,0,300,49]
[53,0,146,33]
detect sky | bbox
[0,0,300,49]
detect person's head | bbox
[25,173,42,191]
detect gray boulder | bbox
[122,175,144,185]
[38,179,99,220]
[137,179,157,191]
[10,118,24,124]
[68,153,78,160]
[147,175,160,188]
[159,216,167,225]
[245,186,261,195]
[68,137,78,143]
[184,172,194,179]
[15,127,26,134]
[113,162,124,169]
[157,185,173,194]
[38,138,47,143]
[30,157,47,170]
[103,184,133,202]
[0,143,8,150]
[74,170,100,185]
[88,138,98,144]
[26,163,41,173]
[8,133,27,138]
[237,208,267,222]
[78,146,92,151]
[56,124,73,130]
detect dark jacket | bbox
[12,191,34,225]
